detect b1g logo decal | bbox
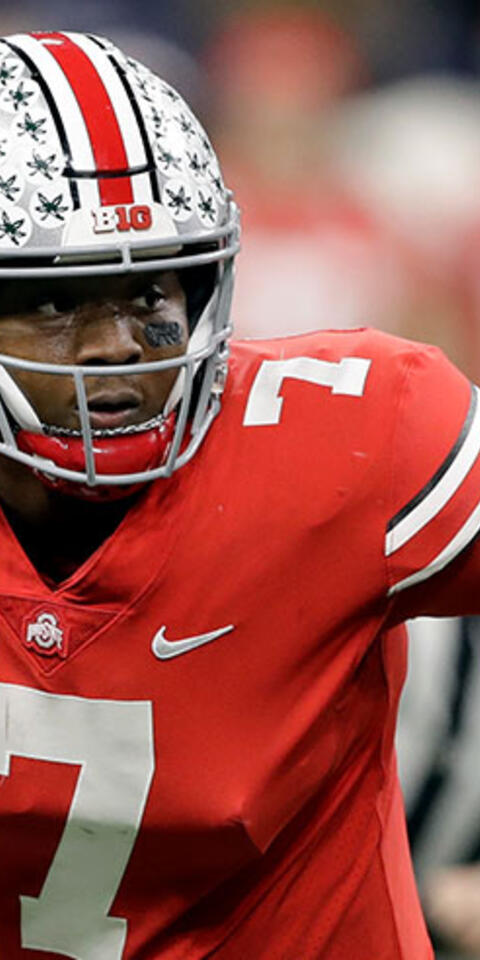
[25,611,67,658]
[91,204,153,234]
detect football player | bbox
[0,28,477,960]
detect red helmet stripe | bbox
[31,31,134,205]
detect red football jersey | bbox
[0,328,479,959]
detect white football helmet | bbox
[0,30,240,497]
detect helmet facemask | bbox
[0,30,240,497]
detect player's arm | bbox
[383,343,480,624]
[386,536,480,626]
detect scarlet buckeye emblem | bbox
[25,611,67,658]
[91,204,153,234]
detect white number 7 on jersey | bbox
[243,356,371,426]
[0,683,154,960]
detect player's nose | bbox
[74,307,143,366]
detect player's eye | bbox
[37,296,77,317]
[132,284,166,311]
[37,302,61,318]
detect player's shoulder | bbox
[222,327,421,445]
[222,327,470,466]
[229,326,442,369]
[228,326,452,399]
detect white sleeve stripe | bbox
[388,495,480,595]
[386,385,480,557]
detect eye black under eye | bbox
[144,320,183,348]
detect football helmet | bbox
[0,31,240,497]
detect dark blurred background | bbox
[7,0,480,79]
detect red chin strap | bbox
[16,413,176,501]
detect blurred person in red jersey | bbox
[332,76,480,381]
[203,5,419,340]
[344,78,480,958]
[456,220,480,385]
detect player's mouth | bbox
[82,390,142,431]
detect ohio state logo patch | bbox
[24,610,68,659]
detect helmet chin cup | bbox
[17,413,176,500]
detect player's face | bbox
[0,271,189,433]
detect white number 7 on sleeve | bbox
[243,356,371,426]
[0,683,155,960]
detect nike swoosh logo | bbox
[151,624,235,660]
